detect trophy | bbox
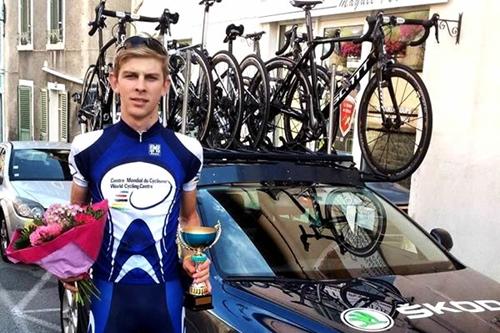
[178,223,221,311]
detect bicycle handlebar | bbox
[320,28,340,61]
[244,31,265,41]
[353,12,439,46]
[88,0,179,36]
[198,0,222,6]
[276,25,298,56]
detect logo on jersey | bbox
[149,144,161,156]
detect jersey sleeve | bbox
[69,134,88,187]
[183,138,203,192]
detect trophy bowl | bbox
[178,223,221,311]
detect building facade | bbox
[135,0,500,281]
[3,0,129,142]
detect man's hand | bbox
[60,273,88,293]
[182,255,212,293]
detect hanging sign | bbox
[339,94,356,137]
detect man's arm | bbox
[180,190,211,289]
[179,190,201,228]
[70,182,90,205]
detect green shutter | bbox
[18,85,32,140]
[40,89,48,140]
[58,91,68,141]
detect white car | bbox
[0,141,72,262]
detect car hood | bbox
[221,269,500,332]
[11,181,72,207]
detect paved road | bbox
[0,260,60,333]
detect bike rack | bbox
[327,65,337,154]
[181,49,192,134]
[437,13,463,44]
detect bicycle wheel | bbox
[205,50,244,149]
[324,187,386,257]
[167,48,214,141]
[265,57,312,148]
[358,63,432,181]
[78,65,100,133]
[238,54,270,148]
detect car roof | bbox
[4,141,71,150]
[200,149,363,187]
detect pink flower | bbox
[74,213,95,225]
[29,223,64,246]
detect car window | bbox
[10,149,72,181]
[198,184,457,280]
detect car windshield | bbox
[198,184,457,280]
[9,149,72,181]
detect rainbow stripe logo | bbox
[112,191,129,210]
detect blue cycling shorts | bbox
[87,279,184,333]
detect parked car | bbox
[0,141,72,262]
[60,150,500,332]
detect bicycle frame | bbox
[272,11,387,137]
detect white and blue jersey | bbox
[69,120,203,285]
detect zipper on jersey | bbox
[138,131,144,142]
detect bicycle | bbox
[265,0,439,181]
[75,0,179,134]
[165,40,215,141]
[223,24,270,148]
[198,0,244,149]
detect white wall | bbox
[410,0,500,281]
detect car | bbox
[0,141,72,262]
[60,150,500,333]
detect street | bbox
[0,260,60,333]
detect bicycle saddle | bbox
[290,0,323,9]
[224,23,244,43]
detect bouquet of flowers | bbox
[6,200,108,305]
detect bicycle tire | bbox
[78,65,100,133]
[358,63,432,181]
[205,50,244,149]
[324,187,387,257]
[238,54,270,148]
[265,57,312,148]
[167,48,214,141]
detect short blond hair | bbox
[113,38,169,80]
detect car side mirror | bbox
[430,228,453,251]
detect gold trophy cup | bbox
[178,223,221,311]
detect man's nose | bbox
[135,77,146,91]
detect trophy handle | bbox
[207,222,222,250]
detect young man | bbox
[66,35,208,333]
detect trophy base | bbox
[184,293,213,311]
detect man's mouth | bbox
[130,97,149,105]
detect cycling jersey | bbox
[70,120,202,284]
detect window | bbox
[18,81,33,140]
[40,89,48,140]
[18,0,33,48]
[47,0,64,46]
[10,149,71,181]
[47,83,68,142]
[58,91,68,142]
[323,25,364,71]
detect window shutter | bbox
[58,91,68,142]
[40,89,48,140]
[18,85,32,140]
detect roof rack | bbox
[203,148,354,165]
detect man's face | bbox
[110,57,169,121]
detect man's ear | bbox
[161,76,171,96]
[109,71,119,93]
